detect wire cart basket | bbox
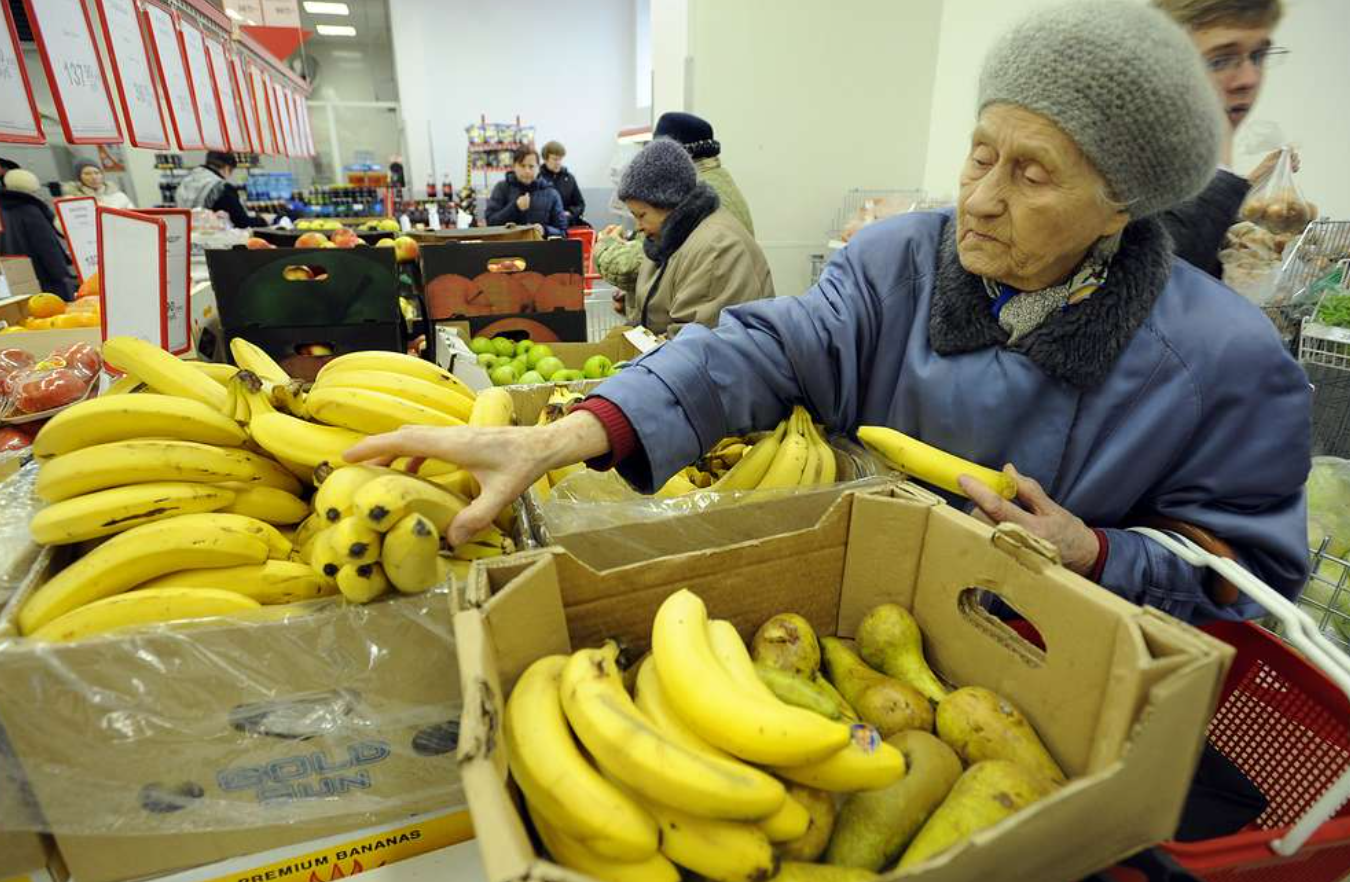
[1297,255,1350,458]
[1261,220,1350,351]
[1126,529,1350,880]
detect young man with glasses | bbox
[1155,0,1295,276]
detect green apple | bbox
[492,337,517,358]
[510,356,529,376]
[583,355,613,379]
[553,369,586,382]
[476,352,498,368]
[515,339,535,357]
[518,370,545,385]
[378,218,401,232]
[526,344,554,369]
[534,356,565,380]
[469,336,494,355]
[489,364,518,386]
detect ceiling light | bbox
[316,24,356,36]
[330,49,364,59]
[303,2,350,14]
[225,8,243,19]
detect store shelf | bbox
[468,143,524,153]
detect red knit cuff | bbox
[571,397,637,470]
[1088,528,1109,582]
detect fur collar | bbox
[644,183,720,264]
[929,215,1174,390]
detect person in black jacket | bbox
[0,168,77,301]
[174,151,267,229]
[1154,0,1295,276]
[485,146,566,237]
[539,141,586,227]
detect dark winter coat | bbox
[0,189,77,300]
[1160,169,1250,278]
[539,166,586,226]
[485,173,566,237]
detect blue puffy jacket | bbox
[592,210,1312,624]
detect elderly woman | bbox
[349,1,1310,624]
[613,138,773,336]
[63,158,134,209]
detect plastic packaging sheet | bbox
[0,584,462,835]
[0,459,44,610]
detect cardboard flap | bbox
[836,492,933,633]
[482,552,571,691]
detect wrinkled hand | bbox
[612,290,626,315]
[516,194,531,211]
[600,223,624,241]
[345,412,609,545]
[1247,147,1300,187]
[959,464,1100,576]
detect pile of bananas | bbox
[528,386,587,501]
[506,590,1067,882]
[658,406,837,497]
[16,337,524,642]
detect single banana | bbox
[449,540,511,561]
[187,361,241,386]
[30,587,261,642]
[309,528,345,582]
[330,516,382,565]
[137,560,336,604]
[353,473,468,533]
[527,802,679,882]
[548,386,585,406]
[757,412,811,489]
[102,336,229,412]
[292,514,326,552]
[307,386,465,435]
[426,468,479,499]
[651,590,850,766]
[856,425,1016,500]
[382,514,446,594]
[180,511,292,559]
[272,381,310,419]
[798,413,823,487]
[711,422,787,491]
[248,412,368,471]
[637,793,778,882]
[229,337,291,384]
[560,644,786,821]
[313,463,386,524]
[17,517,270,634]
[335,562,390,603]
[312,369,473,423]
[633,657,733,760]
[217,483,309,525]
[815,424,838,485]
[760,793,812,843]
[102,373,145,395]
[35,440,255,502]
[32,395,248,460]
[656,472,698,498]
[412,458,461,478]
[468,387,514,427]
[30,482,237,545]
[316,351,477,400]
[504,655,658,861]
[216,447,304,495]
[233,370,279,420]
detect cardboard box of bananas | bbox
[4,336,524,643]
[502,588,1065,882]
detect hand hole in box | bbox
[486,257,527,274]
[281,265,330,282]
[957,587,1047,665]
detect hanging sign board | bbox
[279,86,299,157]
[138,208,192,354]
[177,17,227,152]
[248,64,275,155]
[205,37,244,152]
[22,0,122,144]
[0,2,44,144]
[54,196,99,283]
[268,78,290,156]
[92,0,169,149]
[229,52,259,152]
[142,2,203,150]
[97,208,169,349]
[293,91,312,156]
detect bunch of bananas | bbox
[505,588,907,882]
[657,406,838,497]
[18,337,526,642]
[528,386,587,500]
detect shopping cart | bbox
[1125,529,1350,880]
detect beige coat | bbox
[626,207,774,336]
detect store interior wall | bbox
[389,0,639,226]
[679,0,944,297]
[922,0,1350,218]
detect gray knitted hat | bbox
[978,0,1222,218]
[618,138,698,208]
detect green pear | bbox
[821,637,933,736]
[752,612,822,677]
[778,784,837,863]
[856,604,949,703]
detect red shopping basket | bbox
[566,226,601,293]
[1159,620,1350,880]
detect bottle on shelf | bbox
[441,175,454,199]
[425,175,437,199]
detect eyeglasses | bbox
[1206,47,1290,74]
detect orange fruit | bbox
[23,317,54,330]
[76,272,100,299]
[27,293,66,318]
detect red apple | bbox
[295,232,329,249]
[393,235,420,263]
[245,237,275,250]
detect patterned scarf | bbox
[983,232,1122,343]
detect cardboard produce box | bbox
[454,487,1235,882]
[0,257,42,303]
[0,575,464,882]
[422,240,585,342]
